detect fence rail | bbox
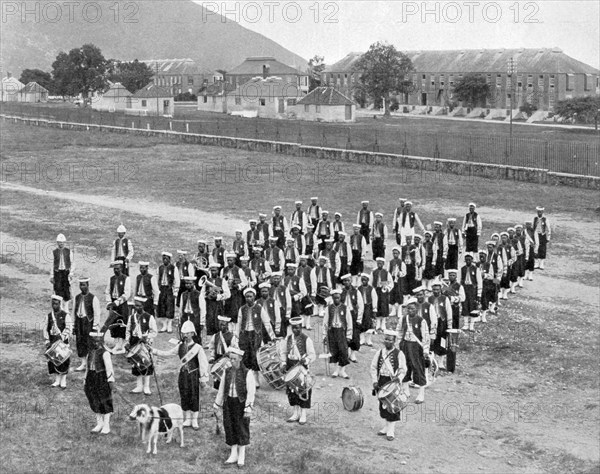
[2,102,599,177]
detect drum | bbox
[426,353,439,386]
[446,329,461,352]
[210,357,232,383]
[318,286,330,299]
[341,386,364,412]
[283,365,315,401]
[44,339,72,367]
[262,364,287,390]
[257,341,286,390]
[126,343,152,371]
[377,382,408,414]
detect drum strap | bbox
[219,332,229,354]
[404,315,424,348]
[381,350,398,378]
[180,343,200,367]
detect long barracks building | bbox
[323,48,599,111]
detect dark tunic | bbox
[74,292,95,357]
[46,310,71,375]
[341,287,362,351]
[375,348,403,421]
[108,273,129,338]
[204,276,225,336]
[157,264,176,320]
[178,342,201,412]
[372,269,390,318]
[84,347,113,414]
[285,333,312,408]
[398,315,427,387]
[135,273,156,315]
[223,265,244,324]
[464,212,479,253]
[222,364,251,446]
[358,285,375,333]
[533,216,549,259]
[238,304,269,371]
[326,303,350,367]
[180,288,202,344]
[52,247,72,301]
[128,311,155,376]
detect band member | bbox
[514,225,527,287]
[257,213,270,252]
[332,212,345,243]
[392,198,406,245]
[307,197,321,229]
[233,230,246,267]
[250,246,273,287]
[270,271,292,336]
[212,237,226,268]
[389,247,407,317]
[477,250,494,321]
[507,227,523,294]
[320,238,341,285]
[258,282,280,340]
[323,289,353,379]
[73,278,100,372]
[445,269,466,332]
[176,250,195,309]
[444,218,463,270]
[310,255,334,318]
[370,329,407,440]
[296,256,314,329]
[402,235,421,295]
[460,255,482,331]
[192,240,210,283]
[110,224,134,276]
[151,321,209,430]
[523,222,538,281]
[284,263,308,320]
[393,201,425,244]
[482,241,503,315]
[104,260,131,353]
[180,276,204,344]
[135,262,159,316]
[432,221,447,278]
[421,231,437,289]
[50,233,73,312]
[200,263,231,337]
[335,232,352,284]
[492,233,508,304]
[284,237,300,266]
[222,253,248,325]
[85,331,116,434]
[371,212,387,260]
[428,279,453,371]
[265,236,285,273]
[271,206,288,250]
[290,225,306,256]
[498,232,514,300]
[358,273,378,347]
[462,203,482,257]
[157,252,180,334]
[290,201,308,234]
[213,347,256,468]
[239,256,257,291]
[350,224,368,286]
[533,206,551,270]
[304,224,317,267]
[247,220,262,254]
[398,300,430,404]
[208,315,234,389]
[340,274,364,363]
[125,296,158,395]
[44,295,72,388]
[372,257,392,331]
[316,210,332,251]
[357,200,374,245]
[412,286,437,341]
[280,317,316,425]
[235,288,276,387]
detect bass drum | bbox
[341,386,364,412]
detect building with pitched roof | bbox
[142,58,223,96]
[323,48,599,111]
[1,75,24,102]
[197,81,237,113]
[226,57,309,93]
[129,83,174,116]
[292,87,357,122]
[91,82,132,111]
[226,76,303,119]
[18,81,48,103]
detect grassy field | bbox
[1,122,599,473]
[2,101,599,176]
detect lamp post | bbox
[507,57,517,155]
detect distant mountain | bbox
[0,0,307,76]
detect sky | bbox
[195,0,600,68]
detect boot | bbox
[237,446,246,467]
[539,260,545,270]
[378,421,389,436]
[191,411,199,430]
[527,270,533,281]
[254,370,260,389]
[534,259,540,269]
[100,413,111,434]
[349,349,357,363]
[59,374,67,389]
[225,445,239,464]
[287,406,300,422]
[299,408,307,425]
[51,374,60,387]
[365,333,373,347]
[131,377,143,393]
[143,376,151,395]
[401,382,410,398]
[339,365,349,379]
[304,315,312,330]
[359,333,365,345]
[167,319,173,333]
[468,318,475,331]
[415,386,425,404]
[510,283,516,294]
[160,320,168,333]
[386,421,396,440]
[461,318,469,330]
[91,413,104,433]
[183,411,192,427]
[518,277,524,288]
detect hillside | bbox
[0,0,307,75]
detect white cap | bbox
[79,277,90,283]
[269,236,278,241]
[243,288,256,296]
[434,221,442,226]
[469,202,476,208]
[446,269,458,274]
[330,289,342,295]
[360,273,370,280]
[111,260,123,267]
[500,231,509,237]
[515,224,523,229]
[258,282,271,289]
[117,224,127,233]
[290,316,303,326]
[340,273,352,280]
[214,236,223,241]
[183,276,196,282]
[273,205,282,210]
[404,297,418,305]
[291,225,301,231]
[249,219,257,224]
[295,200,302,204]
[271,271,283,277]
[392,247,401,253]
[338,232,347,238]
[352,224,361,228]
[536,206,544,211]
[56,234,66,242]
[209,262,221,268]
[424,230,433,236]
[361,200,369,204]
[412,286,426,293]
[235,229,243,234]
[299,255,309,260]
[404,201,413,206]
[177,250,187,255]
[491,233,500,239]
[197,239,207,245]
[318,255,328,261]
[181,321,196,334]
[311,197,318,200]
[138,261,150,266]
[259,213,267,218]
[134,296,147,303]
[413,234,423,240]
[321,210,329,214]
[51,294,63,301]
[286,263,298,268]
[218,315,231,322]
[240,256,250,262]
[376,257,386,263]
[486,240,496,246]
[325,238,334,243]
[161,252,173,258]
[447,218,456,222]
[334,212,342,217]
[228,347,245,356]
[375,212,383,217]
[225,252,236,259]
[507,227,516,232]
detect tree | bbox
[452,73,490,108]
[51,44,108,98]
[351,42,414,116]
[307,55,326,92]
[555,96,600,124]
[19,69,54,93]
[107,59,153,93]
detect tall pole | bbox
[507,57,517,155]
[155,62,160,119]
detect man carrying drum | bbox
[125,296,158,395]
[72,277,101,372]
[280,317,316,425]
[370,329,407,441]
[44,294,73,389]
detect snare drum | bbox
[341,386,364,411]
[126,343,152,371]
[377,382,408,414]
[283,365,315,401]
[44,339,72,367]
[446,328,461,352]
[210,357,232,383]
[257,341,281,372]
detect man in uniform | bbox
[257,214,270,253]
[271,205,288,250]
[125,296,158,395]
[371,212,387,261]
[44,295,73,388]
[200,263,231,337]
[246,220,262,254]
[111,224,134,276]
[533,206,551,270]
[157,252,180,334]
[323,289,353,379]
[212,237,226,268]
[357,200,374,245]
[50,233,73,312]
[134,262,159,316]
[192,240,210,283]
[258,282,280,339]
[394,201,425,244]
[180,276,204,343]
[265,236,285,273]
[307,197,321,229]
[444,218,463,270]
[310,255,334,318]
[332,212,345,243]
[176,250,195,310]
[222,253,248,326]
[316,210,332,252]
[432,221,446,279]
[72,278,100,372]
[250,246,272,287]
[462,203,482,258]
[358,273,378,347]
[459,255,482,331]
[269,271,292,337]
[233,230,246,267]
[371,257,392,331]
[208,315,234,390]
[340,274,364,363]
[290,201,308,234]
[350,224,368,286]
[389,247,407,318]
[104,260,131,353]
[284,263,308,320]
[428,279,453,371]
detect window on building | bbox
[141,100,147,107]
[203,96,208,103]
[566,74,575,91]
[431,80,435,86]
[259,98,266,106]
[440,81,445,86]
[188,77,194,86]
[517,82,523,88]
[584,74,593,91]
[422,74,426,79]
[539,75,544,79]
[316,105,321,113]
[304,104,309,112]
[235,97,241,105]
[287,99,297,106]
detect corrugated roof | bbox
[325,49,599,74]
[297,87,356,106]
[1,77,25,91]
[228,57,306,76]
[101,82,132,98]
[20,81,48,93]
[231,77,302,98]
[141,59,210,76]
[132,83,173,98]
